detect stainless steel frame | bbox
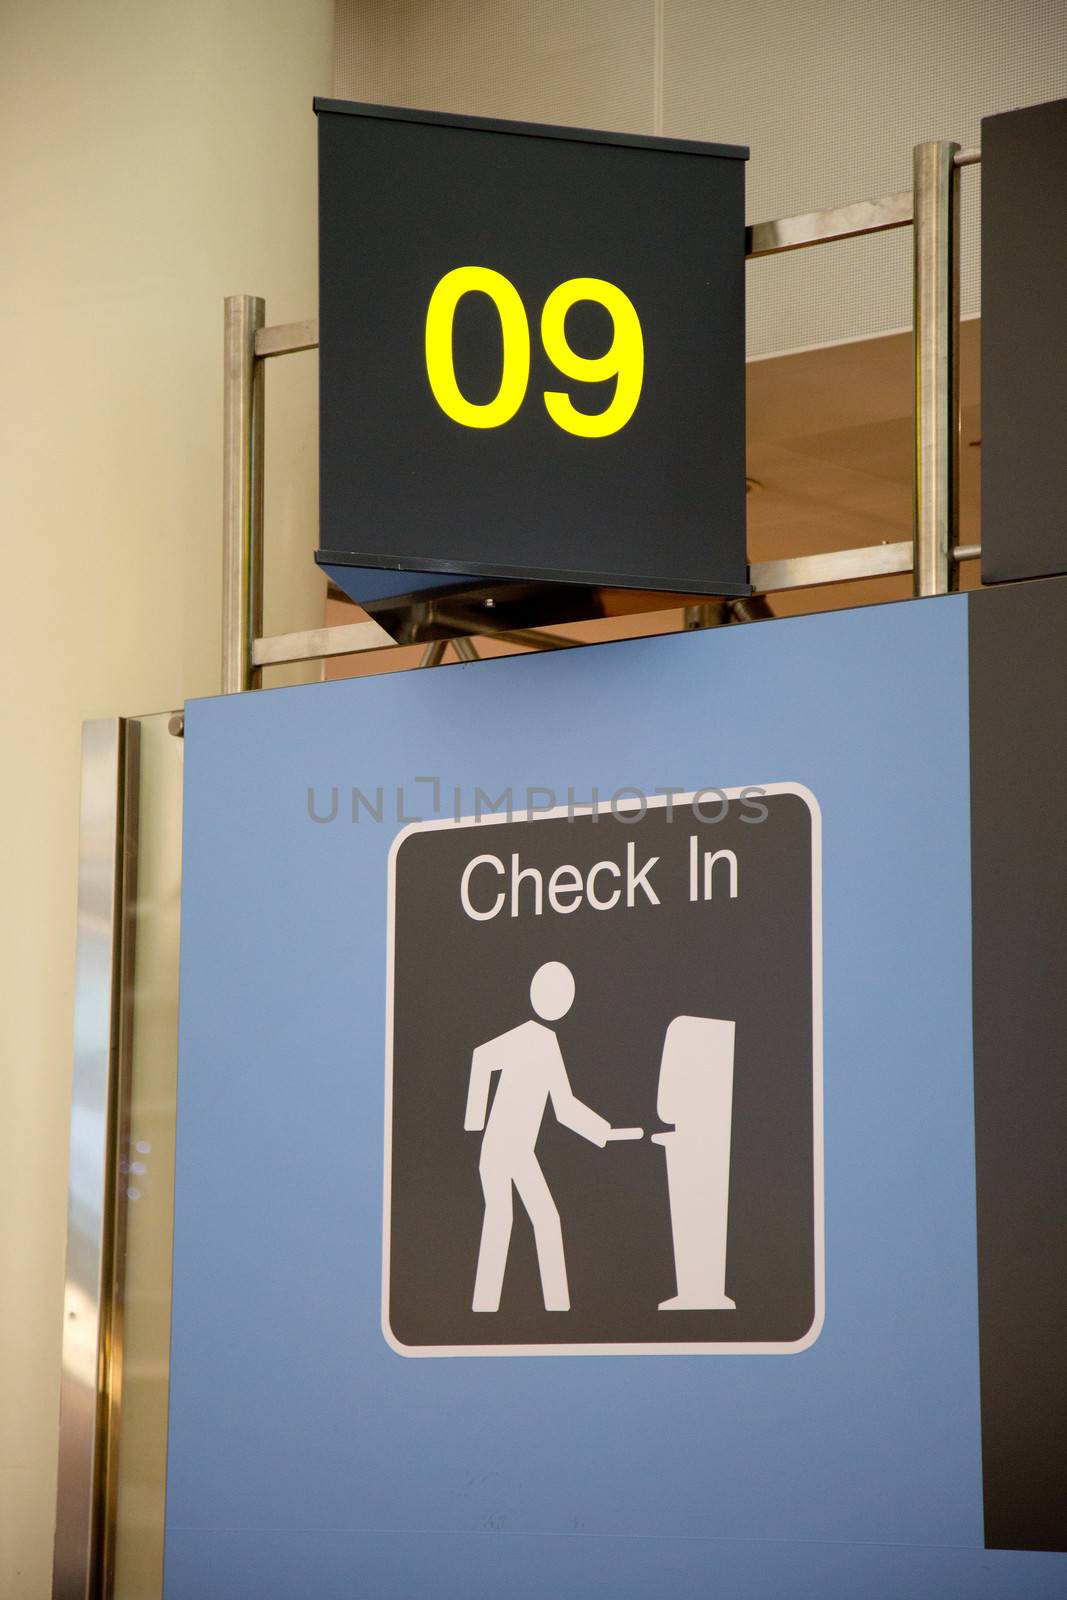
[912,141,961,597]
[222,296,265,694]
[254,317,318,358]
[251,617,395,670]
[745,189,913,257]
[751,541,913,593]
[54,720,140,1600]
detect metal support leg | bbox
[487,628,578,651]
[222,296,265,691]
[683,602,729,631]
[912,141,960,597]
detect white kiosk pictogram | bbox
[464,961,643,1313]
[652,1015,737,1311]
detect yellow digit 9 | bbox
[424,266,530,429]
[540,276,644,438]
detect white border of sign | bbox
[382,783,824,1358]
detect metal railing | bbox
[222,138,979,690]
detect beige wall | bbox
[0,3,332,1593]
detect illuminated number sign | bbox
[315,99,749,598]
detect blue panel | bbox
[166,596,1062,1594]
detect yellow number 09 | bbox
[424,267,643,438]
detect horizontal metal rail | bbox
[746,190,913,258]
[254,318,319,358]
[754,539,979,593]
[750,541,913,592]
[251,618,394,668]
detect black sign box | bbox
[315,99,749,598]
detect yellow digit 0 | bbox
[424,266,530,429]
[540,276,644,438]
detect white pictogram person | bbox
[464,961,642,1312]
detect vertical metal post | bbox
[912,141,961,597]
[222,295,265,692]
[54,720,140,1600]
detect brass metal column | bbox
[53,721,139,1600]
[222,295,265,692]
[912,141,961,597]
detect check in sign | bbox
[315,99,749,597]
